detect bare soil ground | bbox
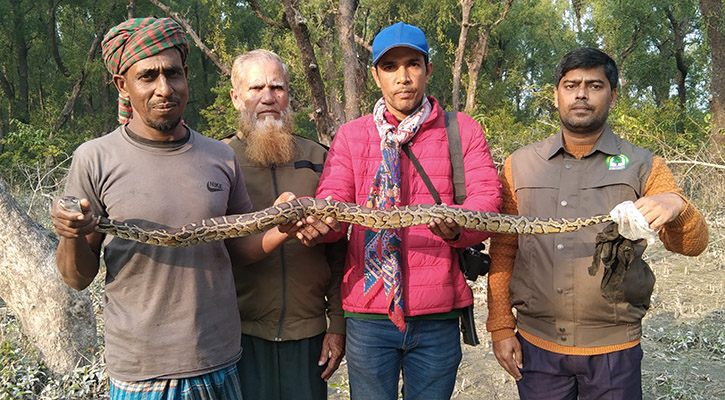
[328,226,725,400]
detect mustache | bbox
[569,101,593,110]
[149,97,180,107]
[394,86,414,93]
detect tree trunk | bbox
[0,181,97,374]
[464,26,494,114]
[336,0,362,121]
[82,95,94,115]
[572,0,583,33]
[0,66,13,101]
[452,0,473,112]
[101,70,112,135]
[700,0,725,162]
[463,0,513,114]
[0,113,4,154]
[127,0,136,19]
[52,26,105,135]
[318,12,345,127]
[192,3,212,107]
[666,8,688,109]
[47,0,70,78]
[10,0,30,124]
[281,0,336,145]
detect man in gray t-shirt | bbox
[50,18,305,399]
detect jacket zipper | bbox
[272,165,287,341]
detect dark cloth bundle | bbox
[590,222,638,303]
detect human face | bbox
[230,59,289,121]
[114,48,188,139]
[371,47,432,121]
[554,66,617,138]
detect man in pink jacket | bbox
[309,22,502,399]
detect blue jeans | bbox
[345,317,462,400]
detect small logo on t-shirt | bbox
[207,181,223,192]
[606,154,630,170]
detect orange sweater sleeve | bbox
[486,156,519,342]
[644,156,709,256]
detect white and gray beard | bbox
[238,108,297,166]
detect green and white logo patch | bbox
[606,154,630,170]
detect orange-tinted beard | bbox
[238,108,297,166]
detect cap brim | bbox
[373,44,428,65]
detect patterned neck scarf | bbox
[364,96,432,331]
[101,17,189,124]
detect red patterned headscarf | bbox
[101,17,189,124]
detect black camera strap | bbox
[402,111,463,205]
[403,144,441,204]
[402,111,481,346]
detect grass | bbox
[641,313,725,399]
[0,307,108,399]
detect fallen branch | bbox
[665,159,725,169]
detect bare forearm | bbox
[226,227,290,265]
[56,236,101,290]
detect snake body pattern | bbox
[59,197,613,247]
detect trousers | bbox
[345,317,461,400]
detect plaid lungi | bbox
[109,363,243,400]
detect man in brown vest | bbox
[223,49,346,400]
[486,47,709,399]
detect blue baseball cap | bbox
[372,22,429,66]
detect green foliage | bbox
[0,120,78,169]
[609,97,709,155]
[0,340,47,399]
[0,0,714,191]
[200,79,239,140]
[44,356,108,399]
[656,321,725,356]
[472,105,556,166]
[328,374,351,398]
[643,314,725,399]
[0,310,109,399]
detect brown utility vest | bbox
[510,125,656,347]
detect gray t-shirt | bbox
[64,126,251,381]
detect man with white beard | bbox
[222,49,347,400]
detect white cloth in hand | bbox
[609,201,658,244]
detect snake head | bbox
[58,196,82,213]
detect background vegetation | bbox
[0,0,723,398]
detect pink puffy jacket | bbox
[316,97,502,315]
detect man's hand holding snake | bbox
[427,203,462,240]
[52,196,97,239]
[296,196,342,247]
